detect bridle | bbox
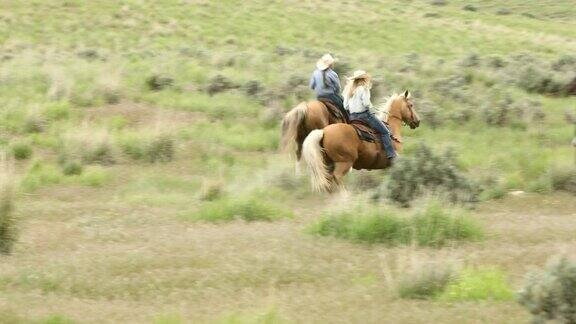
[381,99,416,127]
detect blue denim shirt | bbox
[309,68,341,97]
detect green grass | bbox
[309,199,483,247]
[20,161,112,192]
[182,196,293,222]
[217,308,285,324]
[118,132,175,163]
[438,267,514,301]
[10,141,33,160]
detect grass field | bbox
[0,0,575,323]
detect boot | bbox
[381,134,397,159]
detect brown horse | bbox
[302,91,421,192]
[280,100,346,162]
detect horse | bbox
[280,100,346,164]
[302,91,421,192]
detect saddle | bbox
[350,119,401,144]
[318,98,350,123]
[350,119,379,143]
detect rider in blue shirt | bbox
[310,54,347,118]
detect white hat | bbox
[316,54,337,70]
[347,70,370,80]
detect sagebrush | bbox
[381,144,480,207]
[518,256,576,324]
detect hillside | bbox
[0,0,575,323]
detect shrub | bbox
[384,252,458,299]
[43,102,71,121]
[185,196,292,222]
[0,155,16,254]
[10,142,32,160]
[448,107,474,123]
[206,75,239,95]
[432,74,474,104]
[61,160,83,176]
[309,199,482,247]
[118,135,145,161]
[382,144,480,207]
[515,66,566,96]
[430,0,446,6]
[479,186,506,201]
[460,53,481,67]
[566,77,576,97]
[23,113,47,134]
[198,179,225,201]
[548,166,576,194]
[552,55,576,72]
[398,266,454,299]
[518,255,576,323]
[96,71,123,104]
[77,48,100,60]
[349,171,384,191]
[482,95,542,128]
[146,134,175,163]
[59,127,117,165]
[146,74,174,91]
[119,133,175,163]
[462,4,477,12]
[486,55,507,69]
[410,200,483,247]
[21,161,64,192]
[496,8,512,15]
[439,267,513,301]
[76,167,110,187]
[244,80,264,97]
[416,99,443,128]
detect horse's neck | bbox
[387,116,403,153]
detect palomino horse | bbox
[302,91,421,192]
[280,100,346,162]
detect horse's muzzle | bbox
[409,120,420,129]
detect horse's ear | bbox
[404,90,410,98]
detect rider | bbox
[343,70,396,160]
[309,54,347,119]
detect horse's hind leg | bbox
[331,161,353,192]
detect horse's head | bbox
[381,90,420,129]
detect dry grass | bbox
[2,162,575,323]
[381,248,461,299]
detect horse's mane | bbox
[375,92,402,121]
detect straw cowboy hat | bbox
[316,54,337,70]
[347,70,371,81]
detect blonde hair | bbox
[343,76,372,99]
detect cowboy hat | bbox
[316,54,337,70]
[347,70,370,81]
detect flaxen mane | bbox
[375,92,403,122]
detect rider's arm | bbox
[309,73,316,90]
[360,87,375,112]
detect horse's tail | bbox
[302,129,331,192]
[280,102,307,159]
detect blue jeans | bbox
[350,111,396,159]
[318,93,348,121]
